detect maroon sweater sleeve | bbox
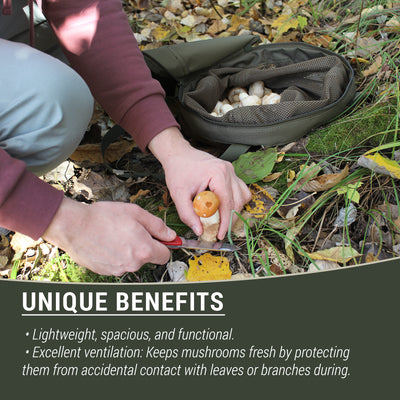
[0,1,179,238]
[0,149,64,239]
[42,0,179,151]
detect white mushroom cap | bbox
[228,87,247,103]
[241,95,262,107]
[262,93,281,105]
[221,103,234,115]
[249,81,265,98]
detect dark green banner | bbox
[1,259,399,399]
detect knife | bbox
[160,235,240,252]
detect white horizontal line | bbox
[21,313,225,317]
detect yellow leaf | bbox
[271,14,298,37]
[187,253,231,281]
[244,183,275,218]
[306,246,360,264]
[358,153,400,179]
[227,14,250,33]
[287,169,296,184]
[152,25,176,42]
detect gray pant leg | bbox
[0,39,94,175]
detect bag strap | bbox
[219,144,251,161]
[101,125,164,179]
[100,124,126,161]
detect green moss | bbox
[33,254,119,283]
[306,103,397,155]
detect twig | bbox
[312,207,328,252]
[209,0,223,19]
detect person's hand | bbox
[43,197,176,276]
[148,127,251,240]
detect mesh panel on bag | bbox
[182,55,348,125]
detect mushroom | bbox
[240,93,261,107]
[262,93,281,105]
[212,100,224,115]
[263,87,272,96]
[228,87,247,103]
[221,103,234,115]
[193,191,220,242]
[249,81,265,98]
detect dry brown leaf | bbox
[231,273,257,280]
[227,14,250,33]
[130,189,150,203]
[10,233,41,254]
[377,203,400,220]
[231,211,255,238]
[208,19,228,35]
[262,172,282,182]
[302,33,332,48]
[297,162,322,181]
[180,14,208,28]
[295,165,349,192]
[71,171,132,202]
[308,260,340,272]
[165,0,184,13]
[257,240,293,269]
[70,139,135,164]
[306,246,360,264]
[277,191,315,219]
[167,261,188,282]
[363,55,382,77]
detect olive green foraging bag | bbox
[143,35,356,161]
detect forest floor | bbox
[1,0,399,283]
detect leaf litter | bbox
[2,0,400,282]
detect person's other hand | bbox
[149,127,251,239]
[43,197,176,276]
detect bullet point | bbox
[26,350,29,354]
[26,332,29,336]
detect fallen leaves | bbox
[70,170,133,202]
[70,139,135,164]
[295,165,350,192]
[187,253,231,281]
[306,246,361,264]
[357,153,400,179]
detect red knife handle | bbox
[159,235,182,247]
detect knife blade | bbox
[160,235,240,252]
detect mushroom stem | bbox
[200,210,220,242]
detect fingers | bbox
[44,201,176,276]
[134,206,176,241]
[209,162,251,240]
[171,189,203,237]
